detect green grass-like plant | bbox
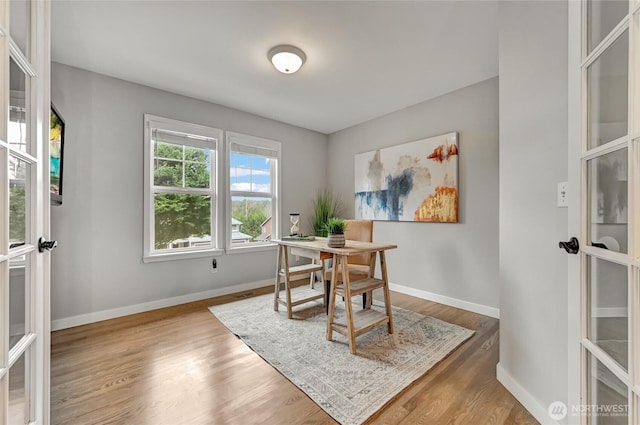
[324,217,347,235]
[312,190,342,237]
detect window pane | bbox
[9,57,29,154]
[587,256,628,371]
[9,155,29,248]
[588,148,627,253]
[587,0,628,53]
[153,141,210,189]
[9,350,29,424]
[586,351,628,424]
[10,263,28,351]
[231,196,272,245]
[10,0,30,57]
[587,31,628,149]
[230,152,272,194]
[154,193,211,250]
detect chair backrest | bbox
[345,219,373,266]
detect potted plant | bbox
[325,217,347,248]
[311,190,342,237]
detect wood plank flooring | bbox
[50,287,539,425]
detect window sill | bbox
[143,248,224,263]
[225,243,277,255]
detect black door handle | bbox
[559,237,579,254]
[38,237,58,253]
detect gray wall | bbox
[327,77,500,314]
[498,1,569,421]
[50,63,327,324]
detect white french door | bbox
[0,1,51,424]
[571,0,640,424]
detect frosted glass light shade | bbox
[268,45,306,74]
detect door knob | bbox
[38,237,58,253]
[558,237,579,254]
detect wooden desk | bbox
[272,237,397,354]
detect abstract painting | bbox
[354,132,458,222]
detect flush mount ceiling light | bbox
[268,45,306,74]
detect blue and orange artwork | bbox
[354,132,458,223]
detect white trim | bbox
[51,278,274,331]
[142,248,224,263]
[225,243,277,255]
[594,307,628,318]
[388,282,500,319]
[8,38,37,77]
[496,363,561,425]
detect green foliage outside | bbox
[154,143,210,188]
[9,187,26,242]
[154,142,211,249]
[232,199,270,239]
[155,194,211,249]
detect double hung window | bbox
[144,115,222,261]
[227,132,280,250]
[144,117,280,261]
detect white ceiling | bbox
[51,1,498,135]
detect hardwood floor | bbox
[50,287,539,425]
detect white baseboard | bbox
[388,282,500,319]
[497,363,560,425]
[51,279,273,331]
[595,307,627,318]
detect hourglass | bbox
[289,213,300,236]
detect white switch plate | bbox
[557,182,568,207]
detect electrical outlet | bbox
[211,258,218,274]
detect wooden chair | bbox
[324,219,374,311]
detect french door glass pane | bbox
[9,57,29,154]
[9,264,28,351]
[588,148,628,252]
[587,256,628,370]
[586,351,628,424]
[9,155,29,248]
[587,0,628,53]
[9,0,30,57]
[154,193,211,250]
[230,196,272,245]
[587,30,629,149]
[8,350,28,425]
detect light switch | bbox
[557,182,568,207]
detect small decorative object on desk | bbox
[325,217,347,248]
[289,213,300,236]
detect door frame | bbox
[0,0,51,423]
[568,1,640,424]
[567,0,582,423]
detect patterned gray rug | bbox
[209,291,474,425]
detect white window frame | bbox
[143,114,224,262]
[225,131,281,254]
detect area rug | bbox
[209,290,474,425]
